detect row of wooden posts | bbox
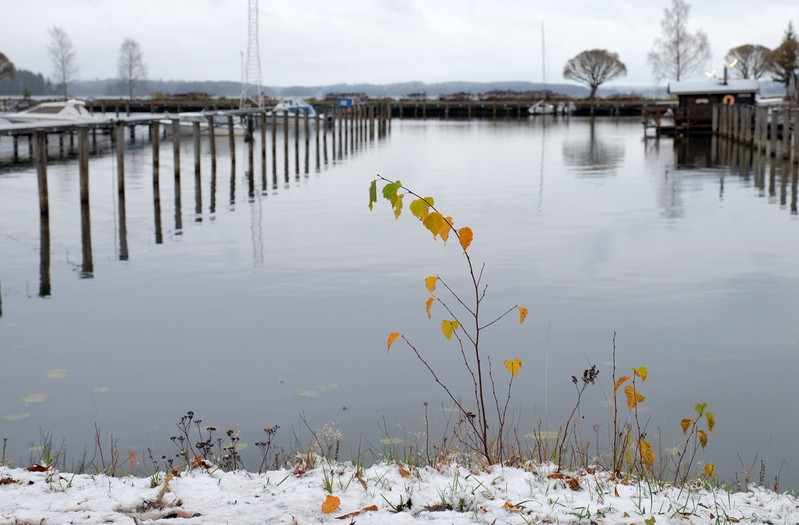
[24,103,390,298]
[713,104,799,164]
[31,103,391,217]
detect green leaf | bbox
[410,197,434,220]
[368,180,377,211]
[382,180,401,207]
[694,402,707,416]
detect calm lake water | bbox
[1,116,798,489]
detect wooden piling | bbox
[34,131,48,216]
[116,122,126,195]
[78,127,89,204]
[151,121,160,178]
[227,116,236,166]
[770,108,778,156]
[780,108,791,159]
[193,121,201,176]
[207,115,217,172]
[172,119,181,179]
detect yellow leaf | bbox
[519,306,529,324]
[425,297,435,319]
[632,367,648,382]
[458,227,473,251]
[440,217,453,242]
[502,501,514,509]
[680,418,693,434]
[423,211,449,241]
[441,320,460,341]
[322,495,340,514]
[387,332,400,351]
[697,430,708,449]
[624,385,645,411]
[639,440,655,469]
[425,275,438,294]
[504,358,522,376]
[704,463,715,477]
[393,193,404,219]
[706,411,715,433]
[614,376,631,396]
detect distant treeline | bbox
[0,76,647,100]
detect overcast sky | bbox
[2,0,798,88]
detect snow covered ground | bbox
[2,461,798,524]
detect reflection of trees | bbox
[561,122,625,176]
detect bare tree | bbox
[647,0,710,81]
[47,26,78,99]
[0,52,15,80]
[766,22,799,86]
[563,49,627,100]
[117,38,147,100]
[725,44,771,79]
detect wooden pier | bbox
[0,102,391,297]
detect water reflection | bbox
[38,213,50,297]
[80,202,93,277]
[562,121,625,175]
[674,136,799,215]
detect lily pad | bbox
[4,413,30,421]
[45,368,69,379]
[295,389,318,398]
[22,394,46,404]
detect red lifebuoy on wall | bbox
[722,94,735,105]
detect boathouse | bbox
[666,78,760,134]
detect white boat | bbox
[266,98,330,125]
[3,99,104,123]
[270,99,318,119]
[528,99,556,115]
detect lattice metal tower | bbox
[240,0,263,108]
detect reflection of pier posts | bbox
[118,189,129,261]
[78,127,93,277]
[39,212,51,297]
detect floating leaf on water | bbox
[22,394,46,404]
[4,413,30,421]
[379,437,404,446]
[295,389,319,398]
[93,386,111,393]
[45,368,69,379]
